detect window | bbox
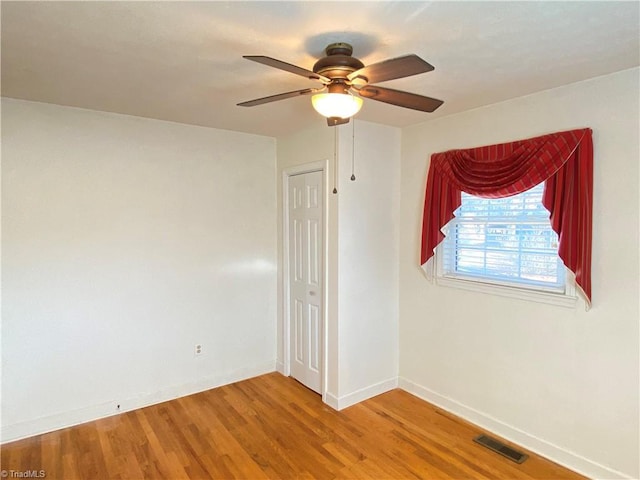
[436,183,576,306]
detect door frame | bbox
[282,160,329,399]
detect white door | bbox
[288,170,323,393]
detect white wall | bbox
[276,120,400,407]
[336,121,400,406]
[1,98,278,441]
[399,68,639,479]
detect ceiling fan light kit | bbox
[238,42,444,127]
[311,92,363,119]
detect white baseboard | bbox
[324,377,398,411]
[1,360,276,444]
[398,376,633,480]
[276,360,285,375]
[324,391,340,410]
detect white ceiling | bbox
[2,1,639,137]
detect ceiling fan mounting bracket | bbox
[325,42,354,56]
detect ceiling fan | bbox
[237,42,444,126]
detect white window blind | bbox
[440,183,565,293]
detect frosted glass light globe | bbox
[311,93,363,119]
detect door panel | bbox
[295,299,303,363]
[308,219,319,286]
[294,219,303,282]
[309,304,320,372]
[288,170,323,393]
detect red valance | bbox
[421,128,593,306]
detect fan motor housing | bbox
[313,42,364,79]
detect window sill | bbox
[435,275,577,308]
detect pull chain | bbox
[332,126,338,194]
[350,121,356,181]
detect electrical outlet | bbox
[195,344,202,356]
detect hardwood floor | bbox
[1,373,585,479]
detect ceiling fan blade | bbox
[358,85,443,112]
[327,117,350,127]
[243,56,330,83]
[237,88,320,107]
[348,54,434,84]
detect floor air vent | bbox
[473,434,528,464]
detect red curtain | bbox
[421,128,593,306]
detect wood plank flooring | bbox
[1,373,586,479]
